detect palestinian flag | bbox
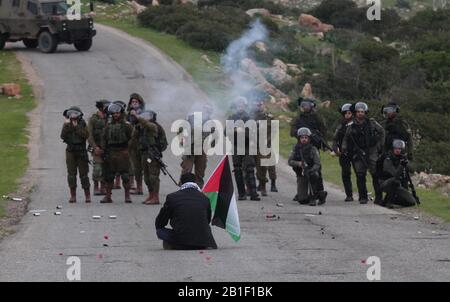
[203,155,241,242]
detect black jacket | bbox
[155,188,217,249]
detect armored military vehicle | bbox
[0,0,96,53]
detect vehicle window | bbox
[27,1,37,14]
[41,1,68,15]
[12,0,20,8]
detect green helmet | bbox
[108,103,123,114]
[113,100,127,113]
[139,110,156,122]
[297,127,312,137]
[354,102,369,113]
[393,139,406,150]
[63,106,83,119]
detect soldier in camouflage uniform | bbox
[379,140,417,208]
[342,102,385,204]
[179,103,214,189]
[88,100,110,196]
[127,93,146,195]
[290,98,327,201]
[131,110,164,205]
[332,103,354,201]
[112,100,128,190]
[227,97,260,201]
[251,100,278,196]
[60,106,91,203]
[290,98,327,149]
[100,103,134,203]
[380,102,413,160]
[288,127,327,206]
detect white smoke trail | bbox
[220,19,269,103]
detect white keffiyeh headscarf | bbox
[179,182,201,192]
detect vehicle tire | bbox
[0,33,6,50]
[74,39,92,51]
[23,39,38,49]
[38,31,58,53]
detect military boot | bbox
[93,181,101,196]
[247,175,260,201]
[131,179,143,195]
[99,181,107,196]
[129,176,136,190]
[149,187,160,204]
[318,191,327,205]
[234,169,247,200]
[143,191,154,204]
[124,186,132,203]
[100,184,113,203]
[270,179,278,192]
[260,182,268,197]
[69,188,77,203]
[84,188,91,203]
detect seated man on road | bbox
[155,173,217,250]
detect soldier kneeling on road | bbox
[379,139,418,208]
[288,127,327,206]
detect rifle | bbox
[348,132,369,169]
[402,161,420,205]
[311,130,333,152]
[298,146,315,202]
[147,145,179,187]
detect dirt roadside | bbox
[0,52,43,240]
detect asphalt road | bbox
[0,25,449,282]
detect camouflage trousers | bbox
[381,178,416,207]
[66,150,90,189]
[296,171,323,202]
[232,155,257,197]
[352,149,382,200]
[141,151,161,193]
[130,146,143,183]
[255,154,277,184]
[103,148,131,189]
[180,154,207,188]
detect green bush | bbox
[137,4,250,51]
[198,0,299,16]
[325,29,365,50]
[395,0,411,9]
[413,140,450,174]
[177,21,231,51]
